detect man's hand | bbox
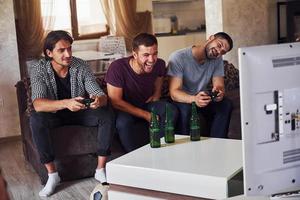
[89,95,107,109]
[66,97,86,112]
[145,111,151,122]
[194,91,211,107]
[145,95,160,103]
[145,111,161,123]
[212,87,224,102]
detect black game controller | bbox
[206,90,219,102]
[81,98,95,107]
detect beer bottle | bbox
[190,102,201,141]
[149,110,161,148]
[164,104,175,143]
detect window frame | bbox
[70,0,109,40]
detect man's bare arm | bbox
[146,77,164,103]
[169,76,211,107]
[169,76,196,103]
[107,83,151,122]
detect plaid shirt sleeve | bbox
[83,65,105,96]
[30,60,51,101]
[70,58,105,97]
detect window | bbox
[41,0,109,40]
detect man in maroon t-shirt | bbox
[105,33,178,152]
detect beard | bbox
[51,57,72,68]
[143,64,154,73]
[137,59,156,74]
[205,46,219,60]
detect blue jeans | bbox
[30,106,115,164]
[173,97,232,138]
[115,100,178,152]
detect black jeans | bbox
[29,106,115,164]
[173,97,233,138]
[115,100,178,152]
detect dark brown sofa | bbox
[223,61,241,139]
[15,60,240,184]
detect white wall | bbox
[204,0,223,38]
[137,0,152,12]
[152,0,205,31]
[0,0,21,138]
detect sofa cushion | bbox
[226,88,241,139]
[51,126,98,157]
[224,61,239,91]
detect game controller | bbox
[206,90,219,102]
[81,98,95,107]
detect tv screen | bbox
[239,42,300,197]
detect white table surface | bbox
[72,50,123,61]
[106,135,243,199]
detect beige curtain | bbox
[100,0,116,35]
[14,0,45,78]
[100,0,152,50]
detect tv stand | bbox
[271,190,300,199]
[225,191,300,200]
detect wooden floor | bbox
[0,138,98,200]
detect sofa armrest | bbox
[15,79,35,160]
[15,80,28,116]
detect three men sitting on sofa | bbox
[29,30,233,197]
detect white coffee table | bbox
[106,135,243,199]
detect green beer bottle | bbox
[149,110,161,148]
[164,104,175,143]
[190,102,201,141]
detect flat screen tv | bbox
[239,42,300,197]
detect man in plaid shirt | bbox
[30,30,114,197]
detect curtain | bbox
[41,0,56,31]
[100,0,152,50]
[14,0,45,78]
[100,0,116,34]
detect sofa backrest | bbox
[223,60,239,91]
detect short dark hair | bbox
[132,33,157,51]
[43,30,73,60]
[214,32,233,51]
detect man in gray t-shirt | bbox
[167,32,233,138]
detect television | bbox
[239,42,300,197]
